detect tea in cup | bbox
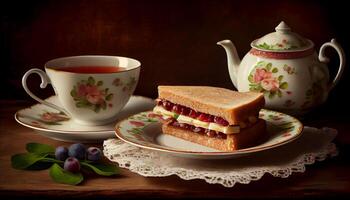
[22,55,141,126]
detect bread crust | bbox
[158,86,265,125]
[162,119,267,151]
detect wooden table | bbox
[1,99,350,199]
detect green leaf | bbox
[277,90,282,97]
[11,153,48,169]
[248,74,254,83]
[81,162,119,176]
[70,89,77,97]
[250,84,263,92]
[147,119,158,123]
[49,163,83,185]
[105,93,113,101]
[26,143,55,155]
[76,102,87,108]
[256,61,265,65]
[101,101,107,110]
[268,92,275,99]
[306,89,313,96]
[280,82,288,89]
[38,121,62,126]
[97,81,103,86]
[41,157,64,164]
[88,77,95,85]
[94,106,101,113]
[278,75,283,81]
[266,63,272,71]
[257,43,271,50]
[272,68,278,73]
[174,113,179,119]
[26,157,64,170]
[26,162,54,170]
[130,128,142,134]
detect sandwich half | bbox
[153,86,267,151]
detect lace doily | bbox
[103,127,338,187]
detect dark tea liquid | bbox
[58,66,126,73]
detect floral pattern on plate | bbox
[115,109,303,157]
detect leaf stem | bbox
[42,158,64,164]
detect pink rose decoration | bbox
[71,76,114,113]
[253,68,272,83]
[249,62,289,99]
[147,113,162,119]
[77,84,88,97]
[84,85,104,105]
[261,78,279,92]
[77,84,105,105]
[41,112,69,122]
[130,121,145,127]
[283,132,292,137]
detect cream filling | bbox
[153,106,240,134]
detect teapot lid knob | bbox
[275,21,291,33]
[252,21,313,51]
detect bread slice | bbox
[158,86,265,125]
[162,119,267,151]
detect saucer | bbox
[115,110,303,159]
[15,95,155,143]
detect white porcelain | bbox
[22,55,141,125]
[217,21,345,115]
[114,110,303,159]
[15,95,155,143]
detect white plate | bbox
[115,110,303,159]
[15,95,155,142]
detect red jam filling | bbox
[156,99,229,126]
[169,120,227,139]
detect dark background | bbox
[1,0,349,116]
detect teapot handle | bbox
[318,39,346,91]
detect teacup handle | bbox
[318,39,346,91]
[22,68,70,116]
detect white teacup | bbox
[22,55,141,126]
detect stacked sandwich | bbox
[153,86,267,151]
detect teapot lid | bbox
[251,21,314,52]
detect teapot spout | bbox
[217,40,241,89]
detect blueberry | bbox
[55,146,68,161]
[64,157,80,173]
[87,147,102,162]
[68,143,86,160]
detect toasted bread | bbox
[162,119,267,151]
[158,86,264,125]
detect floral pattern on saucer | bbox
[28,111,70,128]
[15,95,155,142]
[115,109,303,157]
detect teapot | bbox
[217,21,345,115]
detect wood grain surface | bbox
[1,0,350,198]
[0,100,349,199]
